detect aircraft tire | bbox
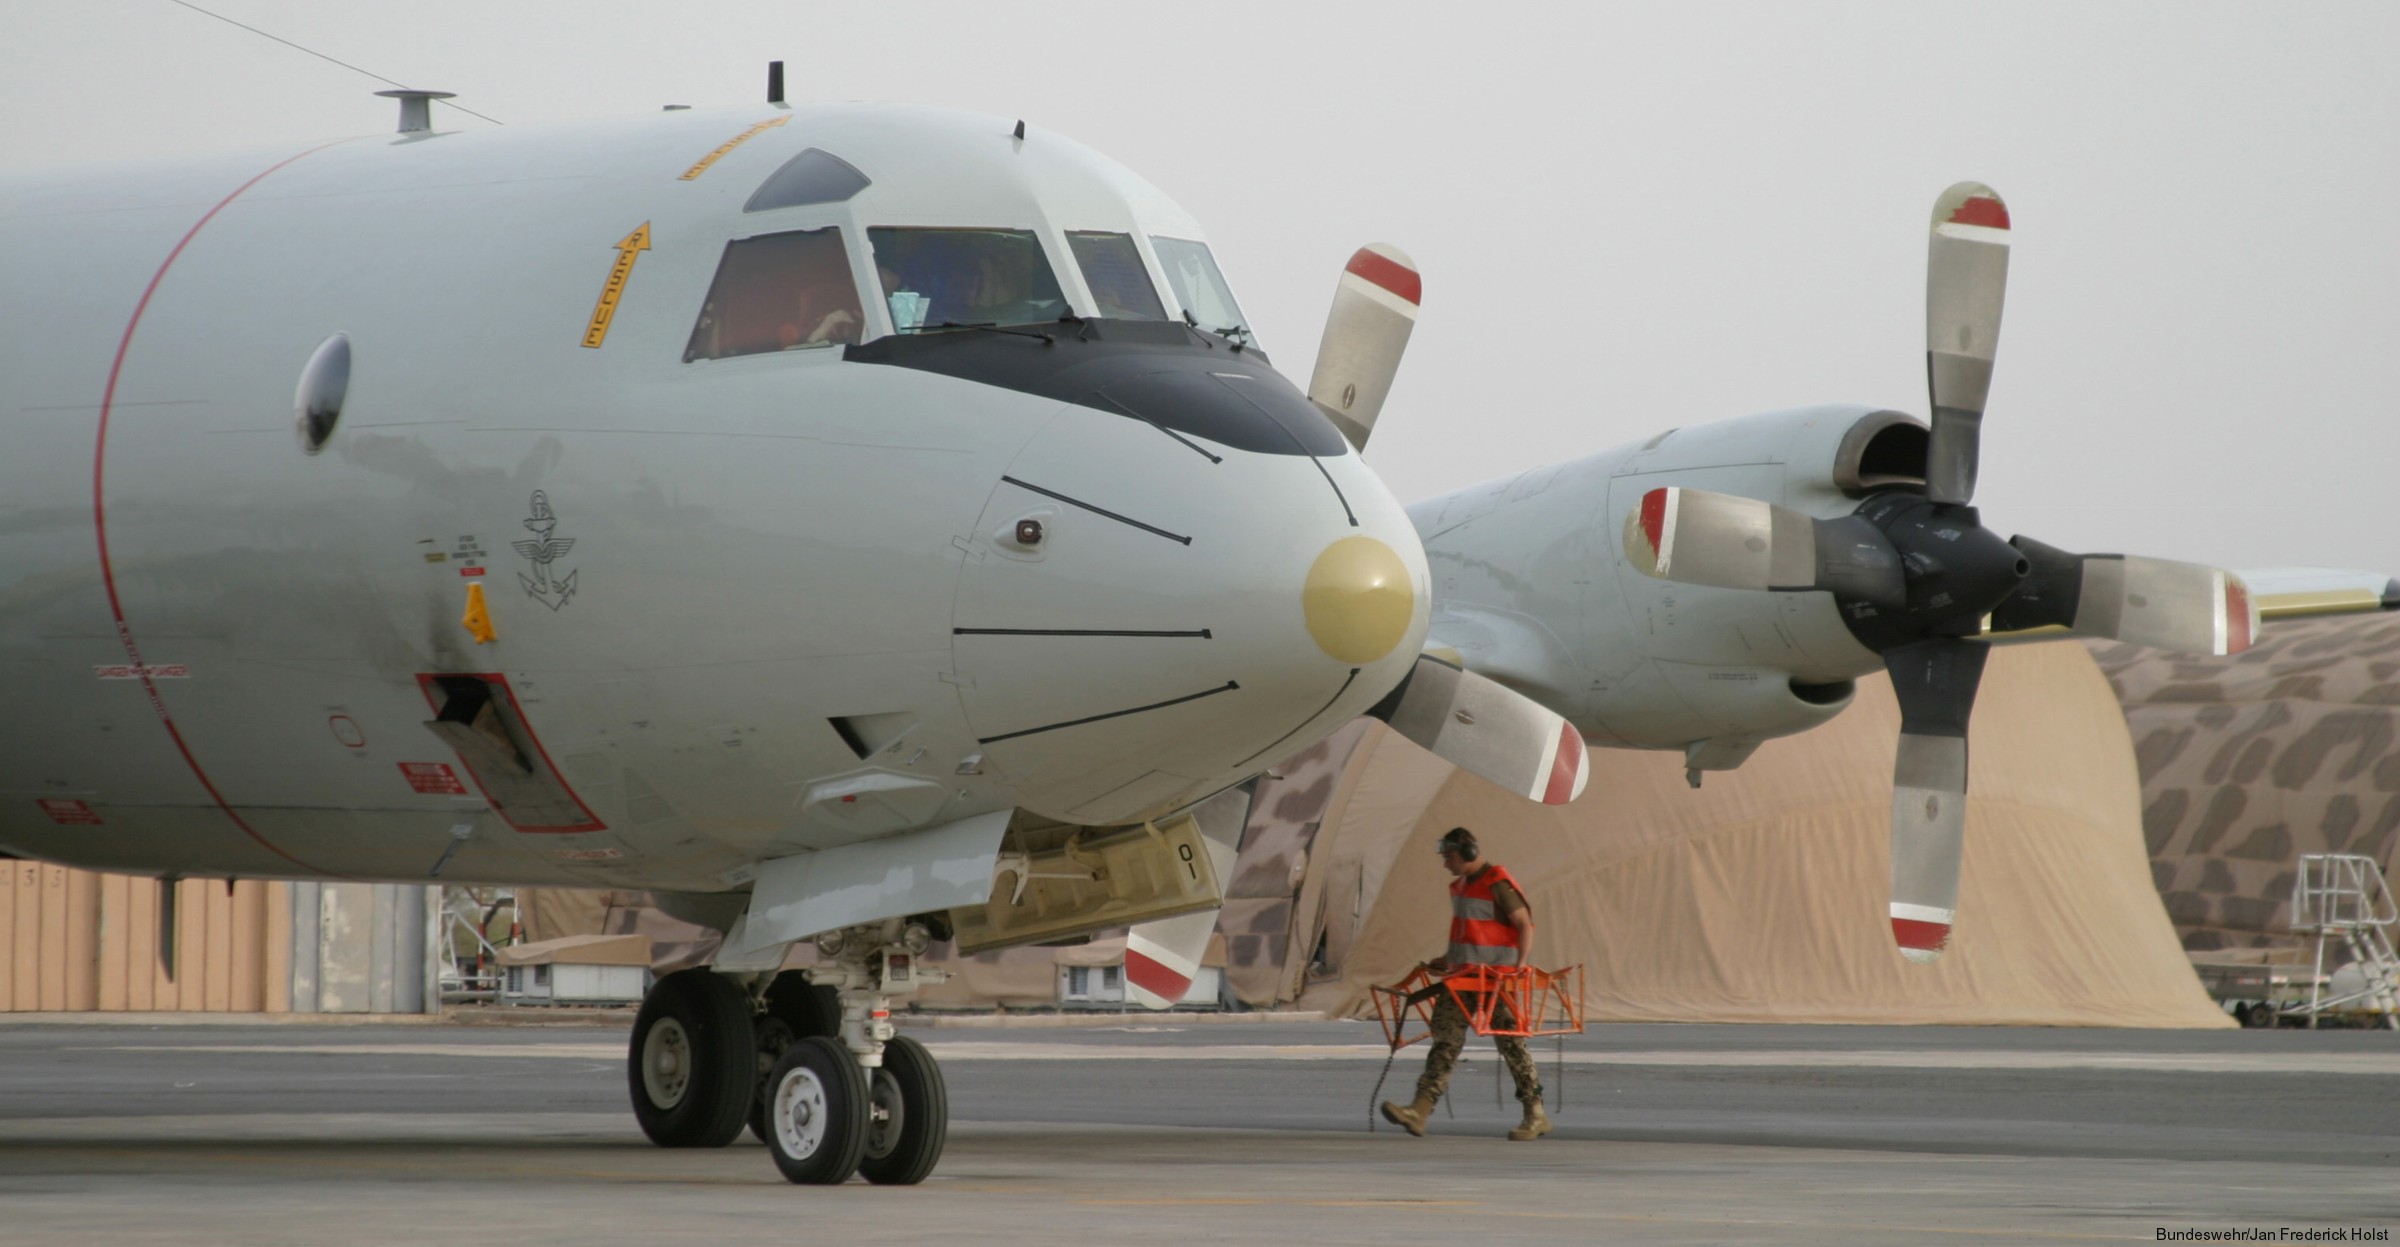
[857,1034,948,1185]
[747,972,842,1143]
[627,968,756,1148]
[762,1035,870,1185]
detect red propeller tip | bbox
[1541,721,1587,805]
[1124,947,1191,1002]
[1638,488,1672,561]
[1948,196,2010,230]
[1891,916,1951,962]
[1343,246,1421,306]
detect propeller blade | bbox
[1622,487,1904,608]
[1306,244,1420,451]
[1368,654,1589,804]
[1883,638,1990,963]
[1993,537,2258,655]
[1924,183,2011,505]
[1124,908,1219,1010]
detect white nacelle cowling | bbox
[1411,405,1926,758]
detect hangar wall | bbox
[0,869,435,1013]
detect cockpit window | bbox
[1152,237,1251,344]
[744,148,872,213]
[1066,232,1168,321]
[867,228,1068,332]
[684,227,864,361]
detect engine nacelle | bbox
[1411,405,1927,767]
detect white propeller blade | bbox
[2074,557,2257,656]
[1924,182,2010,505]
[1997,538,2260,656]
[1370,654,1589,805]
[1124,908,1219,1011]
[1883,638,1990,964]
[1622,486,1903,607]
[1307,244,1420,452]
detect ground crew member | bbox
[1380,826,1550,1141]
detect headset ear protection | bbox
[1437,828,1480,861]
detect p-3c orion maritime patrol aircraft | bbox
[5,82,2383,1186]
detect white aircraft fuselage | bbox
[0,102,1427,891]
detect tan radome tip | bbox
[1302,536,1414,664]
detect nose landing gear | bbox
[628,918,953,1184]
[754,919,952,1185]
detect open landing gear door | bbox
[950,784,1252,958]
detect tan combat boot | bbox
[1379,1091,1437,1137]
[1507,1100,1551,1141]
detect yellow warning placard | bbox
[680,115,790,181]
[581,222,652,350]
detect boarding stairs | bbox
[437,885,518,1004]
[2284,854,2400,1030]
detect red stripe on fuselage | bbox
[1344,247,1422,305]
[92,143,349,876]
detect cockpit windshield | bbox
[867,228,1069,332]
[684,227,864,361]
[1066,232,1168,321]
[1152,237,1251,344]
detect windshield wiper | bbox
[928,321,1055,345]
[1178,308,1249,351]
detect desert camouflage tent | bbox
[2092,611,2400,952]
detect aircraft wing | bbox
[2239,567,2400,622]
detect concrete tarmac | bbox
[0,1016,2394,1245]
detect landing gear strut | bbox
[752,917,952,1185]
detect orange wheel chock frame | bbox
[1370,963,1584,1052]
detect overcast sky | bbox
[7,2,2393,577]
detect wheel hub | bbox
[639,1018,691,1108]
[774,1067,830,1160]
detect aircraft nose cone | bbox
[1303,535,1413,664]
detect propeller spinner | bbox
[1623,184,2259,963]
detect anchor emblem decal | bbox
[513,490,579,609]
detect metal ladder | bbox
[2288,854,2400,1030]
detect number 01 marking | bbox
[1178,842,1197,880]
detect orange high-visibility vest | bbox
[1447,863,1527,967]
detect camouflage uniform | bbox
[1415,985,1544,1108]
[1414,872,1542,1108]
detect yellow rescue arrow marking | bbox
[679,114,790,181]
[581,222,651,349]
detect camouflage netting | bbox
[2085,611,2400,952]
